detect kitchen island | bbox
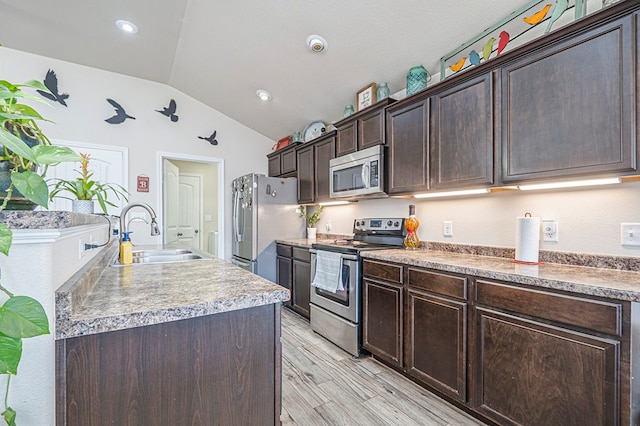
[55,241,289,426]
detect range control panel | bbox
[353,218,404,232]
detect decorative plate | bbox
[302,120,326,143]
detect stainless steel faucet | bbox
[119,202,161,241]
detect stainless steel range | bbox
[309,218,405,356]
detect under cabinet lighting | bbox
[319,201,351,206]
[413,188,490,199]
[518,178,621,191]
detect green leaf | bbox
[11,171,49,208]
[0,129,36,162]
[0,334,22,375]
[32,145,82,165]
[0,296,50,338]
[1,405,16,426]
[0,225,12,256]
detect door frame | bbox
[157,152,224,259]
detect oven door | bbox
[309,250,360,324]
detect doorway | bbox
[158,152,224,258]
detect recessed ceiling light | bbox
[256,89,272,101]
[306,35,327,53]
[116,20,139,34]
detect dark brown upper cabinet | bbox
[267,143,299,177]
[431,72,495,190]
[386,97,430,194]
[501,13,636,183]
[335,99,396,157]
[296,131,336,204]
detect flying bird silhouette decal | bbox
[198,131,218,145]
[449,57,467,73]
[156,99,179,122]
[37,69,69,107]
[104,98,136,124]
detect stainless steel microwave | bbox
[329,145,385,199]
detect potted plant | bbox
[299,205,323,239]
[49,152,129,215]
[0,77,81,425]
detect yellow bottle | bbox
[119,232,133,265]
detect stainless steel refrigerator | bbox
[231,173,304,282]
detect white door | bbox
[163,159,180,245]
[178,174,202,250]
[47,141,128,216]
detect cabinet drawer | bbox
[292,247,310,262]
[407,268,467,300]
[276,244,292,257]
[363,260,402,284]
[476,280,622,336]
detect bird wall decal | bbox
[545,0,569,33]
[198,131,218,145]
[449,57,467,73]
[469,50,481,66]
[156,99,179,122]
[497,31,510,56]
[482,37,496,61]
[105,98,136,124]
[523,4,552,25]
[37,69,69,107]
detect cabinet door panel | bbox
[432,73,494,189]
[281,149,297,175]
[407,290,467,402]
[296,146,314,204]
[474,308,619,426]
[292,259,311,319]
[502,15,635,181]
[314,135,335,202]
[358,110,384,150]
[276,256,292,307]
[387,99,430,194]
[268,155,281,177]
[363,279,403,368]
[336,122,357,157]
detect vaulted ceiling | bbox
[2,0,548,141]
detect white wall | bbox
[319,181,640,257]
[1,47,274,259]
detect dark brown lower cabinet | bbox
[474,308,619,426]
[56,304,282,426]
[362,278,403,368]
[276,243,293,308]
[291,247,311,319]
[406,289,467,402]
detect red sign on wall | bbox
[137,175,149,192]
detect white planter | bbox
[72,200,94,214]
[307,227,317,240]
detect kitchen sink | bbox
[111,246,214,266]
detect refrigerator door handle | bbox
[233,189,243,242]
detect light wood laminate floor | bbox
[280,308,487,425]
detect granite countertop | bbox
[362,249,640,302]
[55,243,289,339]
[0,211,109,229]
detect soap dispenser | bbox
[119,232,133,264]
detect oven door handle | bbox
[361,164,369,188]
[310,249,358,262]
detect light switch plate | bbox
[621,223,640,246]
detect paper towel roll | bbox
[515,215,541,263]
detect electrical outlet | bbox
[325,222,332,232]
[79,238,87,259]
[621,223,640,246]
[542,220,559,242]
[443,221,453,237]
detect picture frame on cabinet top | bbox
[356,82,377,111]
